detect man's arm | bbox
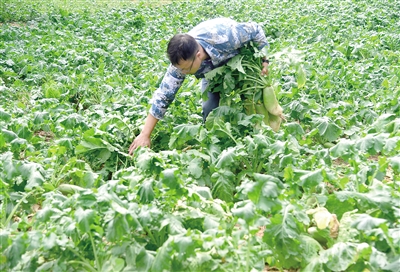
[128,113,158,155]
[238,22,269,75]
[238,21,269,49]
[149,64,186,119]
[128,65,185,154]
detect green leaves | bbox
[106,214,130,242]
[0,152,45,190]
[75,129,116,163]
[335,181,395,213]
[0,108,11,122]
[390,156,400,173]
[237,173,283,212]
[231,201,256,223]
[1,0,399,271]
[320,242,366,271]
[138,179,155,204]
[227,54,246,74]
[168,124,202,149]
[312,117,343,142]
[211,170,235,203]
[74,207,95,232]
[299,168,325,188]
[296,64,307,89]
[264,204,302,267]
[351,214,387,231]
[161,168,179,189]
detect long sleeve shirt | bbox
[150,17,269,120]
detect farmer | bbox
[129,17,269,154]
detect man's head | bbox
[167,34,200,74]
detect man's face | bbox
[176,50,200,75]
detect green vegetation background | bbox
[0,0,399,271]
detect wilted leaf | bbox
[329,214,340,239]
[1,129,18,142]
[307,207,332,229]
[75,135,115,163]
[242,173,283,212]
[42,232,57,250]
[264,204,301,257]
[383,258,400,272]
[0,231,10,250]
[4,235,26,267]
[58,113,87,130]
[18,162,45,190]
[298,235,323,262]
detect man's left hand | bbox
[261,61,269,76]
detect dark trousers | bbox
[201,79,220,122]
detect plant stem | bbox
[68,260,97,272]
[115,154,119,174]
[256,161,263,173]
[225,132,238,145]
[243,77,266,87]
[89,231,101,270]
[244,75,269,86]
[69,247,92,263]
[3,189,36,227]
[144,226,157,246]
[246,235,251,272]
[240,86,263,93]
[0,196,8,226]
[52,163,70,188]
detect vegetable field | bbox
[1,0,399,271]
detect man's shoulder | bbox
[191,17,237,32]
[202,17,236,24]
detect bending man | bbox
[129,17,269,154]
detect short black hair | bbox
[167,34,198,65]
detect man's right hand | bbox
[128,113,159,155]
[128,133,151,155]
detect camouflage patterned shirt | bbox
[150,17,269,119]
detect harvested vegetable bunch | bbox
[204,42,284,131]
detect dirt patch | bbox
[333,154,394,183]
[332,157,350,167]
[35,130,54,142]
[0,22,26,27]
